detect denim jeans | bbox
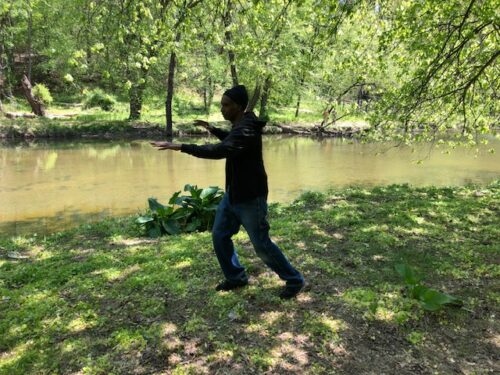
[212,192,304,286]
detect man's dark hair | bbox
[223,85,248,110]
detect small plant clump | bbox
[83,89,116,111]
[32,84,54,106]
[136,184,224,237]
[396,263,463,311]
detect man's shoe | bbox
[215,279,248,291]
[279,283,305,299]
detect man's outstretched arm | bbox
[151,126,257,160]
[194,120,229,141]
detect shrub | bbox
[83,89,116,111]
[137,185,224,237]
[32,83,53,106]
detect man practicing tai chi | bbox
[151,85,305,299]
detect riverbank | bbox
[0,116,369,140]
[1,183,498,374]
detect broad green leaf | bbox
[168,191,181,205]
[136,215,154,224]
[200,186,220,199]
[162,219,181,235]
[420,288,463,311]
[410,284,428,300]
[148,198,166,212]
[395,264,420,285]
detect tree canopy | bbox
[0,0,498,142]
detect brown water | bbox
[1,136,499,236]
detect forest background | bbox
[0,0,497,142]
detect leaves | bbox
[396,264,463,311]
[136,185,224,237]
[395,263,420,285]
[395,264,463,311]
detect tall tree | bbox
[164,0,204,138]
[222,0,238,86]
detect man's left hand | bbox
[150,141,182,151]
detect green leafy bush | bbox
[396,264,463,311]
[136,184,224,238]
[32,84,53,106]
[83,89,116,111]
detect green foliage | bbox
[137,185,224,238]
[1,1,497,139]
[32,84,53,106]
[83,89,116,111]
[395,264,463,311]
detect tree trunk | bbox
[165,51,176,138]
[295,75,305,118]
[223,0,238,86]
[203,76,214,114]
[165,33,181,138]
[357,84,364,110]
[0,43,4,112]
[203,46,214,114]
[129,83,144,120]
[247,82,261,112]
[21,74,45,116]
[27,0,33,81]
[259,75,272,121]
[228,50,238,87]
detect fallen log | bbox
[5,112,36,119]
[270,123,365,137]
[5,112,77,119]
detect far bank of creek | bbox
[1,135,499,236]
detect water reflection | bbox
[1,136,499,236]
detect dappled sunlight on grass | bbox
[0,341,31,368]
[67,316,96,333]
[0,182,498,373]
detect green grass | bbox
[1,182,498,374]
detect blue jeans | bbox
[212,192,304,286]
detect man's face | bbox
[220,95,242,122]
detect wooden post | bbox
[21,74,45,116]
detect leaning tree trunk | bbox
[21,74,45,116]
[259,75,272,121]
[246,82,261,112]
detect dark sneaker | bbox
[215,279,248,291]
[279,283,305,299]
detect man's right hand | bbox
[193,120,210,129]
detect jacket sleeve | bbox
[181,126,257,160]
[209,126,230,141]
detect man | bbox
[151,85,304,299]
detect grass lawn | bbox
[0,183,498,374]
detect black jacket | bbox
[181,112,268,204]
